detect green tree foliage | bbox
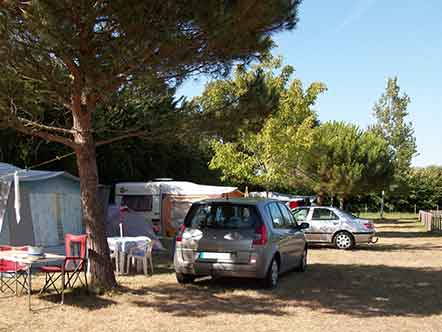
[0,0,300,288]
[191,56,295,141]
[372,77,417,189]
[408,166,442,211]
[302,122,393,207]
[208,60,326,191]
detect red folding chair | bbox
[0,246,29,295]
[39,234,88,296]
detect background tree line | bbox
[1,55,438,213]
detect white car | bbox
[291,206,378,249]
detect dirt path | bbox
[1,218,441,332]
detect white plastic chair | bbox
[125,239,154,275]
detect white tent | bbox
[0,163,83,247]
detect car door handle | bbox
[332,222,339,225]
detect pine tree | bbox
[372,77,417,190]
[0,0,300,289]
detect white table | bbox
[107,236,151,274]
[0,250,65,310]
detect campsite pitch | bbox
[1,216,441,332]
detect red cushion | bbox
[39,265,63,273]
[0,260,26,272]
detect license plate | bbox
[199,252,230,260]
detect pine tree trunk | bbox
[317,192,325,205]
[73,105,117,290]
[339,197,344,210]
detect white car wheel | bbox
[334,232,354,249]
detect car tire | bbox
[263,258,279,289]
[295,246,308,272]
[176,273,195,284]
[334,231,354,250]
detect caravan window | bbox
[121,195,153,212]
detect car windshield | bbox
[185,203,259,230]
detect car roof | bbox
[195,197,280,207]
[294,206,341,211]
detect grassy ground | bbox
[1,216,442,332]
[359,212,419,221]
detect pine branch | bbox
[14,122,76,148]
[17,116,75,135]
[95,131,146,147]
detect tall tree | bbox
[303,121,393,208]
[372,77,417,190]
[208,59,326,191]
[0,0,300,289]
[191,56,295,141]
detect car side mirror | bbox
[299,222,310,230]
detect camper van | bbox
[115,180,242,237]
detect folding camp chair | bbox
[0,246,28,295]
[39,234,88,296]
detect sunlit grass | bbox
[359,212,418,221]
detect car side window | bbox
[278,202,297,227]
[293,208,309,222]
[267,203,285,229]
[312,208,339,221]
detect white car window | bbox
[293,208,309,222]
[312,208,339,221]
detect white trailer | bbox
[115,180,242,236]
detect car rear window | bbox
[184,203,260,230]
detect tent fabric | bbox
[0,163,83,247]
[14,171,21,223]
[0,162,79,183]
[0,181,11,233]
[116,181,239,196]
[156,181,239,196]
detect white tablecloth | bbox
[107,236,151,253]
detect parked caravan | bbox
[115,180,242,237]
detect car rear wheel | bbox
[334,231,354,250]
[263,258,279,289]
[176,273,195,284]
[295,246,308,272]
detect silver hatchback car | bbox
[291,206,378,249]
[174,198,309,288]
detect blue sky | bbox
[178,0,442,167]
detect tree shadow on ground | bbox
[377,231,442,238]
[371,217,418,224]
[123,263,442,318]
[37,287,117,310]
[359,242,442,251]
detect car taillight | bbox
[176,224,186,242]
[253,223,268,246]
[364,222,374,229]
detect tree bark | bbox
[72,105,117,290]
[317,192,325,206]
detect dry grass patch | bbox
[1,217,442,332]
